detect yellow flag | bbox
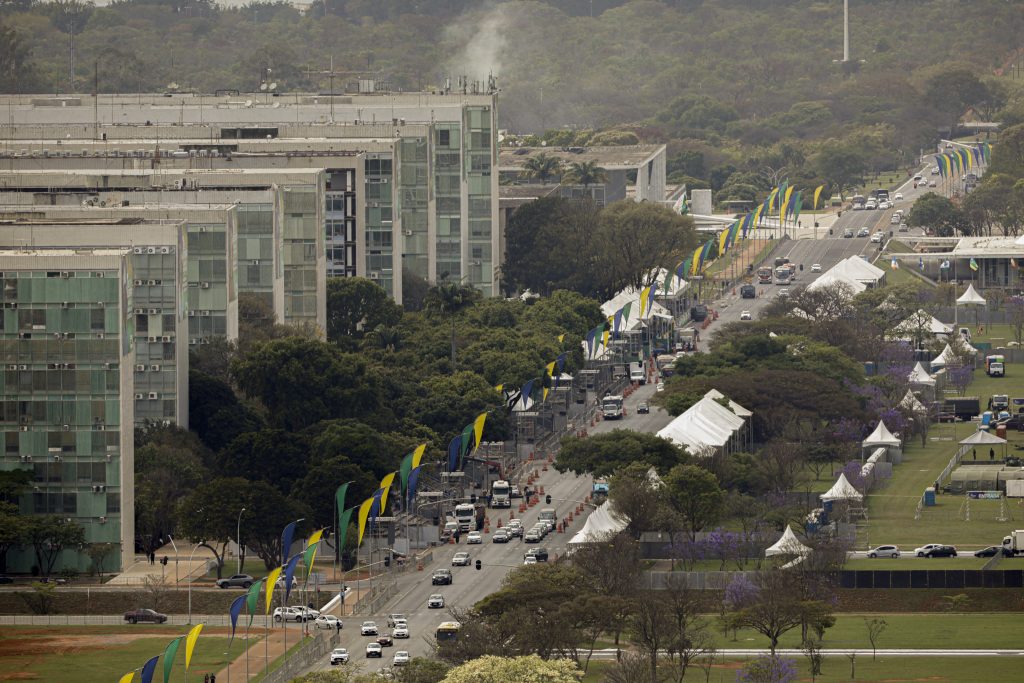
[185,623,204,670]
[494,383,503,393]
[601,327,610,349]
[767,187,779,210]
[473,412,487,449]
[753,202,764,226]
[411,443,426,469]
[813,184,825,211]
[357,497,374,546]
[557,333,565,343]
[118,673,135,683]
[265,566,282,614]
[784,186,794,204]
[639,286,651,318]
[545,361,556,377]
[543,386,549,402]
[378,472,397,515]
[307,528,325,547]
[690,245,703,276]
[718,228,729,255]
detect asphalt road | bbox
[699,167,936,340]
[305,382,673,674]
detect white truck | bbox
[491,480,511,508]
[601,395,624,420]
[1002,530,1024,555]
[629,361,646,384]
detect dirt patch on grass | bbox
[0,633,165,658]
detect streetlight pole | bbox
[187,541,205,625]
[167,534,179,586]
[281,517,304,663]
[236,508,246,574]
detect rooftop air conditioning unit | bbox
[18,364,27,370]
[160,247,171,254]
[161,336,172,342]
[147,280,157,286]
[200,282,209,289]
[96,333,105,340]
[134,308,145,314]
[53,455,62,462]
[201,310,210,317]
[133,280,144,287]
[7,364,16,370]
[150,364,161,371]
[369,272,380,280]
[148,309,158,315]
[99,516,107,524]
[135,364,145,372]
[133,247,144,255]
[19,455,31,462]
[188,310,195,317]
[19,426,29,433]
[60,272,70,279]
[106,454,113,462]
[148,392,159,400]
[134,393,144,400]
[61,301,69,309]
[251,260,260,265]
[146,247,156,255]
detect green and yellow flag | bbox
[689,244,703,276]
[356,497,374,546]
[184,623,204,671]
[265,567,282,613]
[303,540,320,580]
[245,578,264,624]
[162,636,184,683]
[718,226,729,255]
[472,412,487,450]
[378,472,397,515]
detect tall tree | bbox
[0,502,29,573]
[327,276,403,341]
[424,277,480,373]
[27,517,85,577]
[520,153,563,185]
[563,161,607,188]
[596,200,696,296]
[663,464,725,541]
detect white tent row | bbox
[600,285,676,332]
[861,446,887,480]
[568,500,629,546]
[806,271,867,294]
[892,309,953,339]
[657,390,749,457]
[808,256,885,294]
[931,343,977,369]
[900,390,928,414]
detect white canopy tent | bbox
[908,362,936,386]
[657,391,747,457]
[956,283,986,326]
[568,500,629,546]
[959,430,1007,447]
[900,390,928,414]
[765,525,811,557]
[863,420,901,448]
[893,310,953,340]
[820,473,864,502]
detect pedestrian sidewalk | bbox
[212,623,307,681]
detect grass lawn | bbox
[0,626,255,681]
[714,612,1024,650]
[842,557,990,569]
[967,322,1024,349]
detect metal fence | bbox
[261,631,339,683]
[0,614,273,627]
[839,569,1024,589]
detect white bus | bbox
[774,266,792,285]
[602,395,624,420]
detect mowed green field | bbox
[583,656,1024,683]
[0,626,255,682]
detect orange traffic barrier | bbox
[539,486,544,495]
[449,536,454,544]
[542,463,548,471]
[557,523,563,533]
[417,563,424,571]
[497,517,503,528]
[528,451,534,461]
[568,511,574,522]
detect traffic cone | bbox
[449,536,454,544]
[557,523,563,533]
[539,486,545,495]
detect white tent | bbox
[957,284,987,306]
[908,362,936,386]
[863,420,901,448]
[705,388,753,418]
[820,473,864,502]
[765,525,811,557]
[900,390,927,414]
[959,430,1007,446]
[894,310,953,338]
[568,500,629,546]
[806,271,866,294]
[657,391,747,456]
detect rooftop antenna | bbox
[843,0,850,62]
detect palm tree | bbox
[563,161,608,188]
[521,153,563,185]
[370,324,402,353]
[424,277,479,373]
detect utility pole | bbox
[843,0,850,63]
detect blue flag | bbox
[447,434,461,472]
[281,520,299,566]
[555,352,567,374]
[283,553,302,603]
[407,466,421,506]
[520,379,535,410]
[140,655,159,683]
[228,594,245,647]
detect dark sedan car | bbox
[974,546,1007,558]
[124,608,168,624]
[925,545,957,558]
[637,401,650,414]
[431,569,452,585]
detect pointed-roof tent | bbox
[568,500,629,546]
[820,472,864,502]
[895,310,953,337]
[765,525,811,557]
[900,390,927,414]
[908,362,936,386]
[863,420,900,448]
[957,283,987,306]
[932,344,977,368]
[959,430,1007,446]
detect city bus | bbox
[436,621,461,642]
[757,266,773,284]
[774,266,792,285]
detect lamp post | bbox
[167,534,179,585]
[281,517,304,662]
[236,508,247,574]
[187,541,205,625]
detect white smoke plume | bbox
[443,4,510,85]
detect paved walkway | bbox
[212,624,304,682]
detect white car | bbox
[879,200,892,210]
[523,555,538,565]
[871,233,883,243]
[273,606,319,622]
[427,594,445,609]
[867,545,901,559]
[811,263,821,273]
[366,642,383,658]
[393,624,410,639]
[894,192,904,201]
[330,647,349,665]
[314,615,342,630]
[361,621,379,636]
[656,382,665,392]
[739,310,751,321]
[452,551,470,566]
[466,531,482,544]
[914,543,944,557]
[393,651,410,666]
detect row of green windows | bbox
[0,339,123,363]
[3,276,119,303]
[4,307,119,334]
[5,429,120,453]
[29,491,120,516]
[0,369,121,395]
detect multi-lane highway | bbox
[701,166,936,336]
[302,381,673,674]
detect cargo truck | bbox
[986,355,1005,377]
[629,361,646,384]
[454,502,485,532]
[1002,530,1024,555]
[491,480,511,508]
[944,397,981,421]
[740,284,756,298]
[602,395,624,420]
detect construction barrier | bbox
[539,486,544,495]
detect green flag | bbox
[302,540,320,580]
[162,636,183,683]
[335,482,349,518]
[399,452,414,497]
[337,506,354,557]
[245,577,264,626]
[459,423,475,464]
